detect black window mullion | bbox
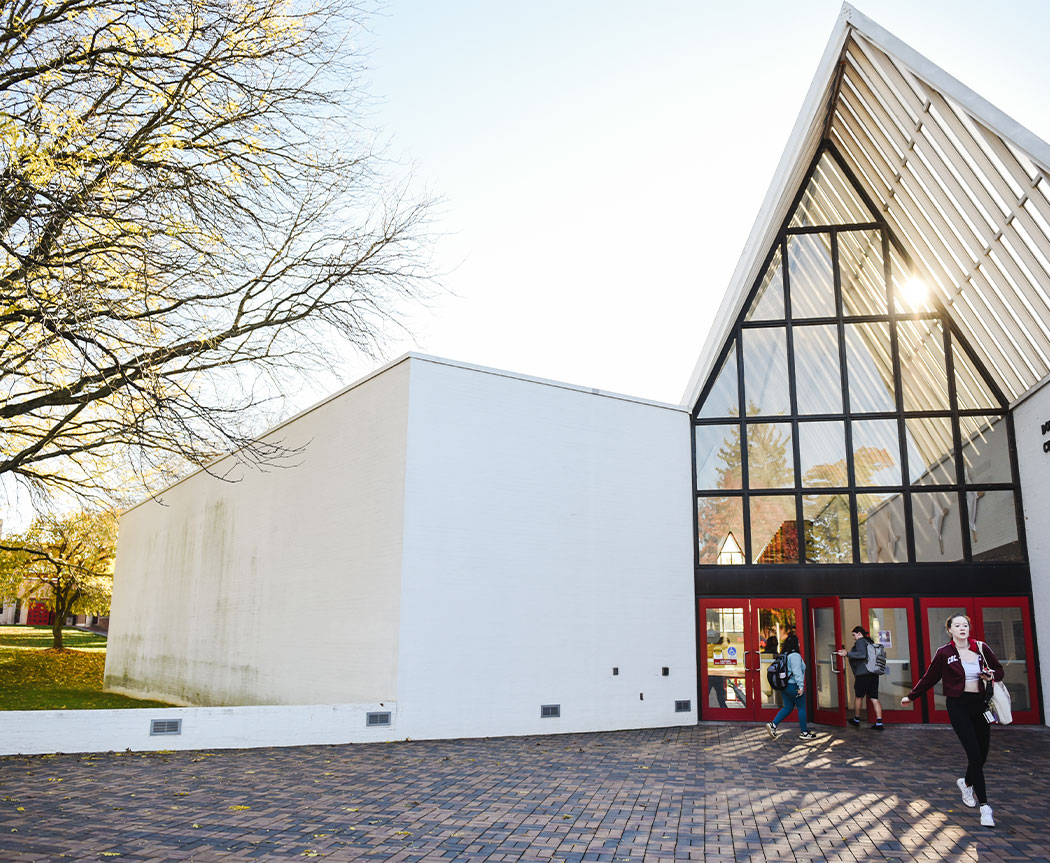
[832,230,861,565]
[782,234,805,563]
[944,316,973,562]
[735,331,751,564]
[886,232,915,563]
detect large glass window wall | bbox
[693,146,1024,567]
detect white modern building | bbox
[106,4,1049,739]
[105,356,698,739]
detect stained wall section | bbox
[105,361,411,706]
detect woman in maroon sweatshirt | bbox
[902,613,1004,828]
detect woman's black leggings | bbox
[946,693,991,804]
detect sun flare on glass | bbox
[900,275,929,308]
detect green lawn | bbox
[0,625,174,710]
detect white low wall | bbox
[0,703,400,756]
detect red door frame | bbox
[919,598,976,723]
[810,596,846,726]
[699,598,751,721]
[859,597,921,724]
[918,597,1039,725]
[972,597,1039,725]
[698,597,803,722]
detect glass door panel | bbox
[860,598,920,723]
[700,601,749,719]
[976,598,1038,724]
[754,601,802,717]
[699,598,803,722]
[810,596,845,725]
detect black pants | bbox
[946,692,991,805]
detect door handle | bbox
[750,650,762,672]
[830,651,841,673]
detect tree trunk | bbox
[50,576,69,649]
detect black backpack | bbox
[767,653,789,691]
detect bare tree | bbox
[0,0,434,504]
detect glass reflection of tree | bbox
[801,444,896,563]
[805,495,851,562]
[739,405,795,562]
[697,413,743,563]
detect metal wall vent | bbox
[149,718,182,736]
[366,711,391,727]
[675,700,691,713]
[540,704,560,718]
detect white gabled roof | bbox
[683,2,1050,410]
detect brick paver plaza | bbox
[1,722,1047,862]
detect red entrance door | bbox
[858,598,921,724]
[918,597,1039,724]
[699,598,803,721]
[810,596,845,726]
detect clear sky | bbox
[338,0,1050,406]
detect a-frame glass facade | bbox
[692,145,1026,573]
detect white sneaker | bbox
[765,722,779,739]
[980,804,994,828]
[957,777,976,808]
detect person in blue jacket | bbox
[766,633,818,741]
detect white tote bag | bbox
[978,642,1013,725]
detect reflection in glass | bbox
[746,248,785,321]
[798,421,847,487]
[905,416,956,485]
[789,233,835,318]
[789,150,874,227]
[793,324,843,414]
[979,605,1030,710]
[750,495,799,564]
[695,425,742,491]
[698,344,739,419]
[968,491,1021,561]
[803,493,853,563]
[851,419,902,486]
[897,319,949,411]
[839,230,887,316]
[864,606,913,710]
[926,603,967,711]
[697,497,745,565]
[912,491,963,562]
[746,423,794,489]
[757,605,797,710]
[742,328,790,416]
[959,415,1012,484]
[705,606,746,709]
[953,334,1000,410]
[859,493,904,562]
[812,606,839,712]
[845,322,895,412]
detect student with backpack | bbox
[836,626,885,730]
[765,633,817,741]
